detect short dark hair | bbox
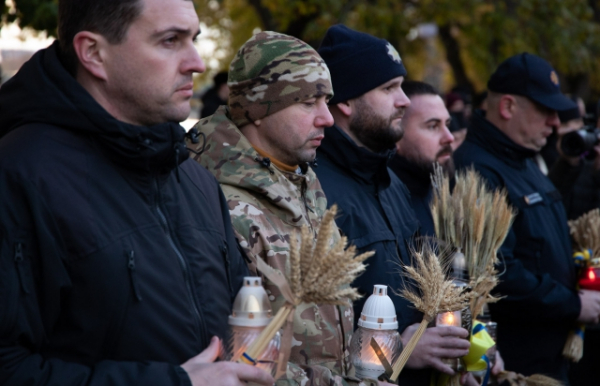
[58,0,144,75]
[401,80,439,99]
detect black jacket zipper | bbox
[14,243,31,294]
[154,179,207,348]
[221,245,233,295]
[127,251,143,302]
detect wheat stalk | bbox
[497,371,564,386]
[239,204,372,366]
[390,243,473,381]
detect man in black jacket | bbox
[316,25,473,386]
[390,81,454,236]
[454,52,600,382]
[0,1,274,385]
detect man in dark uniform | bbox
[454,52,600,382]
[316,25,474,386]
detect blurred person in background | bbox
[200,71,229,118]
[446,90,469,150]
[548,99,600,386]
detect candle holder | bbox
[350,285,403,381]
[228,276,281,376]
[579,265,600,291]
[435,251,471,372]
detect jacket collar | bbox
[318,125,394,188]
[467,109,537,168]
[193,107,317,226]
[388,155,431,197]
[0,41,189,174]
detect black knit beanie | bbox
[318,24,407,105]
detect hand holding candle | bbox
[389,243,473,381]
[564,209,600,361]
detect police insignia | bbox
[550,71,559,86]
[386,42,402,64]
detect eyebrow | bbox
[151,27,201,39]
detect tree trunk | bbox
[246,0,276,31]
[438,24,475,95]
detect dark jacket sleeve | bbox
[475,165,580,324]
[0,175,192,386]
[218,184,249,298]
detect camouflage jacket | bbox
[189,106,372,386]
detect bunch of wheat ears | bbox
[431,165,515,318]
[239,204,372,370]
[390,242,474,381]
[569,208,600,258]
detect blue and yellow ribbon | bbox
[434,321,496,386]
[573,249,592,267]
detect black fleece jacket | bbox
[0,41,247,386]
[388,156,435,236]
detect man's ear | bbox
[335,100,352,117]
[72,31,108,80]
[498,95,516,120]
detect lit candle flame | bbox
[589,269,596,281]
[437,311,461,327]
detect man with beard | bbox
[390,81,454,236]
[316,25,474,386]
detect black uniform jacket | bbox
[0,41,247,385]
[454,110,580,380]
[389,156,435,237]
[316,126,432,385]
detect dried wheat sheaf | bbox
[390,243,473,381]
[569,208,600,256]
[287,204,373,305]
[430,164,515,317]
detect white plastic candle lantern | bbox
[350,285,403,380]
[228,277,281,376]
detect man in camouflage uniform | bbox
[189,32,382,386]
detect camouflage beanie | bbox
[228,31,333,127]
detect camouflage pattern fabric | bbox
[228,31,333,128]
[189,106,372,386]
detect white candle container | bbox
[350,285,403,380]
[228,277,281,376]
